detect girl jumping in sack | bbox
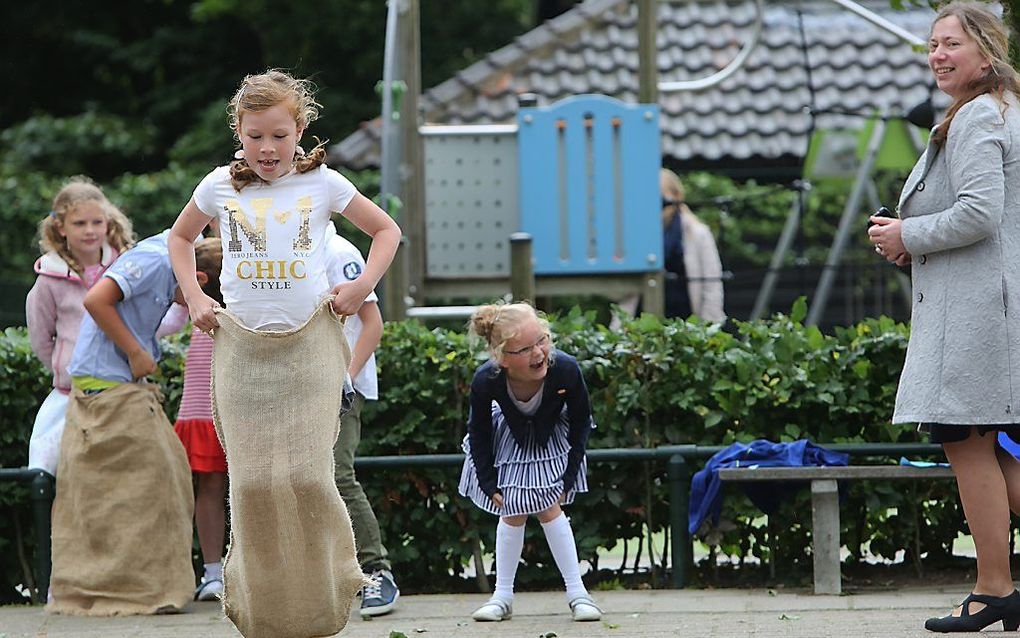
[458,302,602,623]
[168,69,400,638]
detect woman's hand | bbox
[491,493,504,510]
[868,216,908,263]
[186,292,221,334]
[330,279,372,317]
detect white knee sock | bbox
[493,519,525,603]
[540,513,587,600]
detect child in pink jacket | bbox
[26,177,135,474]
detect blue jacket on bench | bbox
[689,439,849,534]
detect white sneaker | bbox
[194,578,224,601]
[569,595,602,621]
[472,598,512,622]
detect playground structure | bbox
[415,94,665,316]
[374,0,930,323]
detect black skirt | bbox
[921,423,1020,445]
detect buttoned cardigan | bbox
[467,350,592,497]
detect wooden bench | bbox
[717,465,955,595]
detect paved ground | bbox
[0,584,994,637]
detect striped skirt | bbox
[458,403,589,517]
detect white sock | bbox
[493,519,525,603]
[204,561,223,582]
[540,513,587,600]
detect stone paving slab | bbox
[0,585,984,638]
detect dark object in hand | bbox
[867,206,895,229]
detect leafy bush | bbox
[0,328,53,603]
[1,307,962,599]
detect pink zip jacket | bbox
[25,245,118,392]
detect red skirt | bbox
[174,419,227,473]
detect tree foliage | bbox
[1,0,538,172]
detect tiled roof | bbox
[332,0,945,170]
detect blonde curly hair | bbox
[38,176,135,275]
[469,301,554,363]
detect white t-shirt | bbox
[192,164,357,330]
[324,223,379,400]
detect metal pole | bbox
[30,470,54,602]
[668,454,691,588]
[510,233,535,303]
[658,0,764,93]
[826,0,925,46]
[379,0,405,321]
[806,118,887,326]
[379,0,401,208]
[750,182,807,321]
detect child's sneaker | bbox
[360,569,399,617]
[194,578,223,601]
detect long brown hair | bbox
[930,2,1020,146]
[226,70,328,191]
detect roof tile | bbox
[332,0,950,169]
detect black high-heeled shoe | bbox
[924,590,1020,632]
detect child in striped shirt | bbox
[458,302,601,623]
[174,324,227,601]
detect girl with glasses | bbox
[458,302,601,623]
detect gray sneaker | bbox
[194,578,223,601]
[360,569,399,617]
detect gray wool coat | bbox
[893,93,1020,425]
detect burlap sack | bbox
[212,300,363,638]
[47,382,194,616]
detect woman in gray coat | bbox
[868,2,1020,632]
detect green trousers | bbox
[333,393,390,572]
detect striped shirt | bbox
[177,327,214,422]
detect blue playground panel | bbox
[518,95,663,275]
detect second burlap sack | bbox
[48,382,194,616]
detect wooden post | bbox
[637,0,663,316]
[399,0,426,307]
[510,233,535,303]
[382,237,408,321]
[638,0,658,104]
[641,271,665,317]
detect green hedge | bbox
[0,307,964,600]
